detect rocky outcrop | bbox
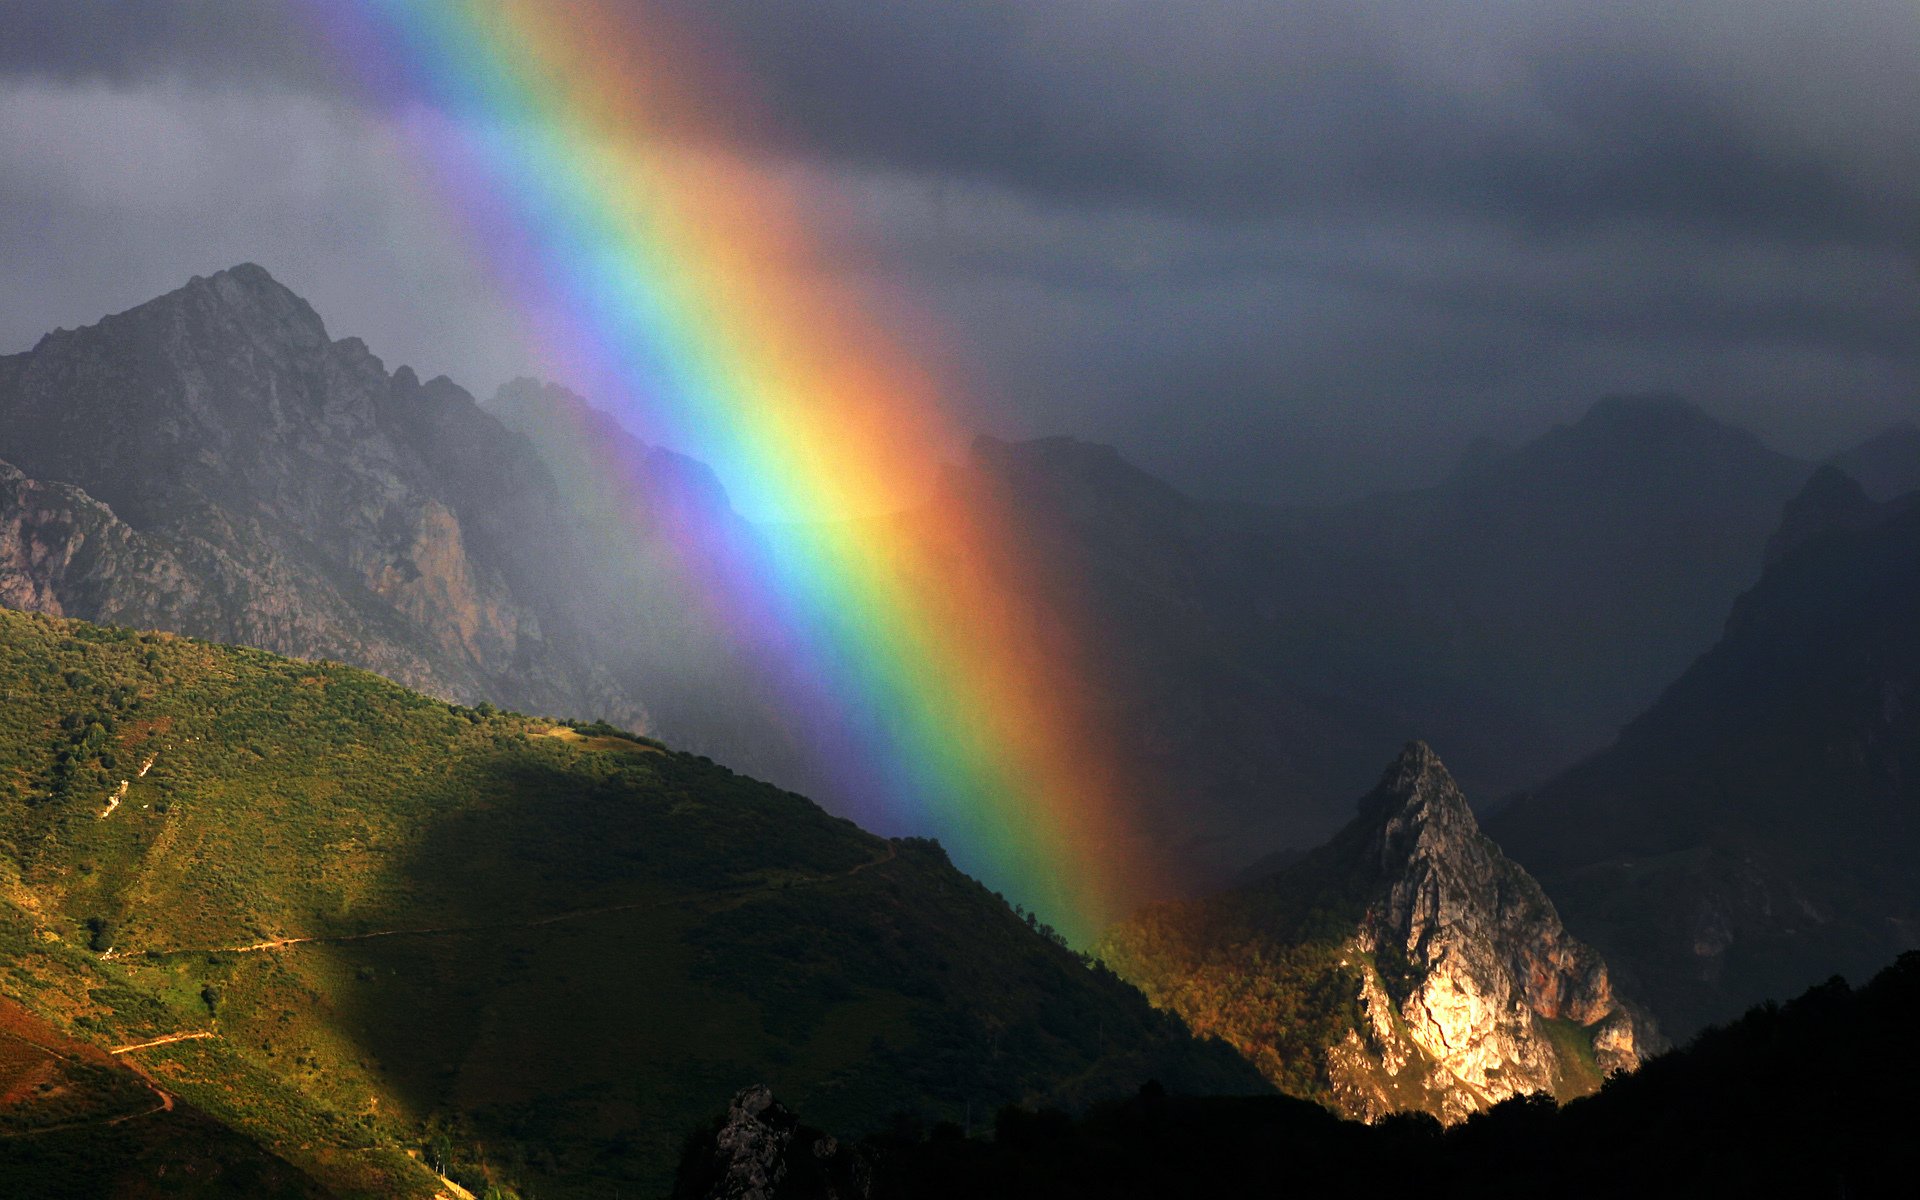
[0,264,642,727]
[1098,743,1655,1123]
[676,1086,871,1200]
[0,461,200,623]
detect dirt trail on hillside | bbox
[111,1030,216,1055]
[0,1026,176,1139]
[132,839,900,959]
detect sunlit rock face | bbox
[1326,743,1650,1121]
[1100,742,1657,1124]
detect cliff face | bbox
[1324,744,1648,1120]
[0,264,641,727]
[1099,743,1654,1123]
[0,461,200,623]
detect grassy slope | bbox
[0,992,329,1199]
[0,608,1262,1197]
[1095,840,1372,1107]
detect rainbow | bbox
[304,0,1152,940]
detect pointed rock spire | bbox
[1099,741,1658,1125]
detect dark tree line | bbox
[677,952,1920,1198]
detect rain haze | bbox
[2,0,1915,504]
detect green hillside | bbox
[0,608,1263,1198]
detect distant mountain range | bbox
[1490,468,1920,1035]
[907,397,1823,885]
[5,266,1888,891]
[4,266,1915,1045]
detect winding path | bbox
[0,1026,176,1139]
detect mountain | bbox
[482,378,820,791]
[1490,472,1920,1035]
[0,606,1265,1198]
[1830,421,1920,502]
[1096,744,1653,1123]
[930,435,1409,880]
[922,397,1809,887]
[696,952,1920,1199]
[0,264,641,729]
[0,270,1824,912]
[1263,394,1811,788]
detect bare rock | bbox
[1100,742,1660,1124]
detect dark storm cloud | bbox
[2,0,1916,502]
[0,1,325,88]
[656,1,1920,245]
[14,1,1914,243]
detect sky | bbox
[1,0,1915,504]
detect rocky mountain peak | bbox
[123,262,332,355]
[1542,393,1785,472]
[1361,741,1476,858]
[1334,749,1657,1119]
[0,267,646,730]
[1100,743,1655,1124]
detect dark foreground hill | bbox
[0,608,1263,1198]
[677,951,1920,1199]
[1490,473,1920,1036]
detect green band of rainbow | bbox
[306,0,1154,941]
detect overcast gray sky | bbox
[2,0,1915,502]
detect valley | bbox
[1,268,1915,1198]
[3,2,1917,1195]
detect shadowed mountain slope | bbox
[1261,394,1811,788]
[0,607,1264,1198]
[1490,473,1920,1035]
